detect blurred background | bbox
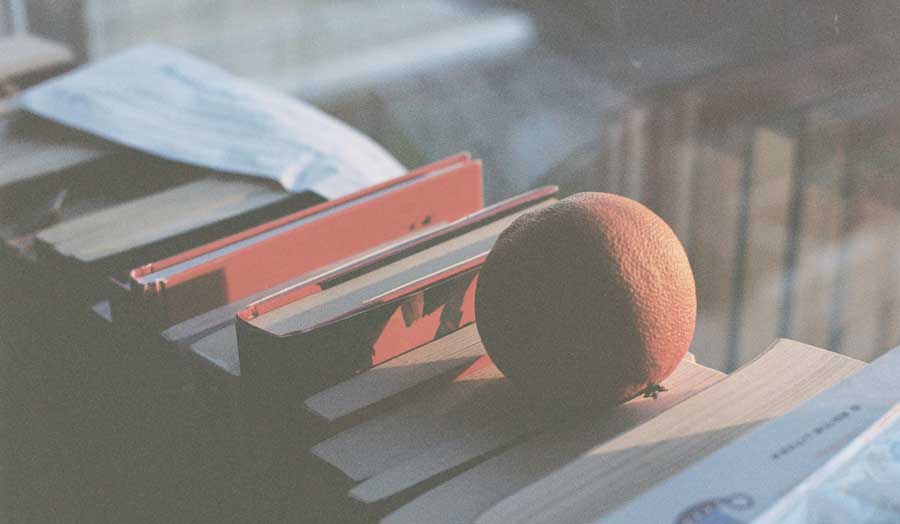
[4,2,900,521]
[6,0,900,372]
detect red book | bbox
[119,154,484,329]
[232,187,558,440]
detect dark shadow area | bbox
[0,279,251,523]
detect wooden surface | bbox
[37,177,290,263]
[0,113,111,189]
[0,34,72,82]
[305,324,484,423]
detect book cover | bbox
[601,344,898,524]
[0,34,73,89]
[122,153,483,327]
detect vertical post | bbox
[8,0,27,33]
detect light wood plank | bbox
[0,34,72,81]
[305,324,484,423]
[311,363,513,482]
[38,178,226,244]
[38,177,288,262]
[0,112,111,188]
[358,358,722,506]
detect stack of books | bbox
[0,34,551,473]
[5,33,900,524]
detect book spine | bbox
[621,104,648,202]
[733,120,798,366]
[641,93,700,245]
[602,113,626,196]
[687,120,751,371]
[836,136,900,361]
[786,117,846,349]
[641,97,675,225]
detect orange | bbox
[475,192,696,411]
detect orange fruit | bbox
[475,192,696,411]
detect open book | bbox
[601,343,900,523]
[294,334,864,524]
[753,402,900,523]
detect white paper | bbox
[18,44,406,198]
[753,404,900,524]
[598,345,900,524]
